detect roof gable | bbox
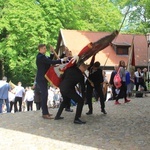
[57,29,148,67]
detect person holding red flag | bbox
[36,44,67,119]
[55,63,88,124]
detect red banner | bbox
[45,30,118,87]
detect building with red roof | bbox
[55,29,149,70]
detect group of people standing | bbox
[109,61,148,104]
[134,67,148,92]
[36,43,149,124]
[0,80,35,113]
[35,44,108,124]
[0,80,26,113]
[109,60,131,105]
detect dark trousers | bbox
[37,79,49,115]
[135,82,147,91]
[112,85,117,99]
[35,102,41,110]
[10,101,15,112]
[116,81,127,101]
[86,82,105,113]
[56,89,84,120]
[65,100,71,109]
[14,97,22,112]
[27,101,33,111]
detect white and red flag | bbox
[45,30,119,87]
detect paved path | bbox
[0,95,150,150]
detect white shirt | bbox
[14,86,25,97]
[9,92,15,102]
[48,88,54,101]
[134,71,143,78]
[24,90,34,102]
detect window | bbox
[116,46,129,55]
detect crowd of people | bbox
[109,64,148,103]
[0,43,149,125]
[0,81,66,113]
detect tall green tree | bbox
[110,0,150,33]
[0,0,122,85]
[73,0,122,31]
[0,0,49,85]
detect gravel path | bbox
[0,94,150,150]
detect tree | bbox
[0,0,122,85]
[110,0,150,34]
[0,0,48,85]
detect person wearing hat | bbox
[55,63,89,124]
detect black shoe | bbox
[74,118,86,124]
[101,110,107,114]
[86,112,92,115]
[54,116,64,120]
[65,108,73,112]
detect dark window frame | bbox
[116,46,129,55]
[112,44,130,55]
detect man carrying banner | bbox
[55,63,88,124]
[44,30,118,120]
[36,44,67,119]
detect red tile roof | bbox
[59,29,149,67]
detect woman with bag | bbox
[114,60,131,105]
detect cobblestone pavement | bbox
[0,94,150,150]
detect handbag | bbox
[135,91,143,97]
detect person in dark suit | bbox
[55,63,88,124]
[59,46,73,112]
[86,55,106,115]
[36,44,67,119]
